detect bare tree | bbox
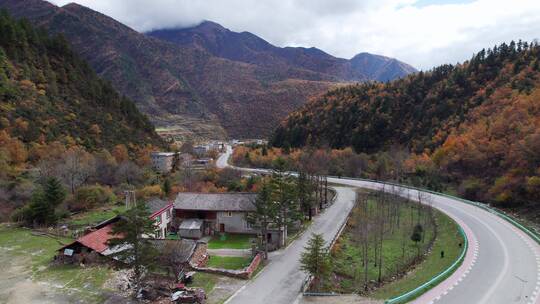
[160,241,193,282]
[60,147,95,194]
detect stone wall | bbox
[189,241,209,267]
[192,252,263,280]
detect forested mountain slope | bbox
[0,0,416,138]
[272,41,540,211]
[0,10,161,150]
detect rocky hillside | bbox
[148,21,417,82]
[0,0,416,139]
[0,10,161,150]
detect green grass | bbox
[0,226,72,270]
[67,205,126,227]
[207,233,254,249]
[325,198,463,299]
[189,272,219,293]
[0,226,114,302]
[207,256,252,270]
[372,211,463,299]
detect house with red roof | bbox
[57,216,123,264]
[57,199,174,263]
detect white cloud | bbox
[47,0,540,70]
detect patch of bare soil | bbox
[207,275,245,304]
[0,250,74,304]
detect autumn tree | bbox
[112,144,129,163]
[60,146,95,194]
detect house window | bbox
[245,221,253,229]
[166,209,171,219]
[224,211,233,217]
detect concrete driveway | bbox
[225,187,356,304]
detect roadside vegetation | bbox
[300,189,463,298]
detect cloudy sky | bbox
[48,0,540,70]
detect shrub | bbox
[136,185,163,200]
[72,185,116,211]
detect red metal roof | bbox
[77,224,116,253]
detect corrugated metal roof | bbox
[174,192,256,212]
[77,224,118,253]
[179,219,203,230]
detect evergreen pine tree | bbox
[300,233,330,291]
[108,203,159,294]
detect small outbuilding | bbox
[178,219,204,239]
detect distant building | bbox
[178,153,194,167]
[151,152,176,173]
[193,145,209,156]
[194,158,213,166]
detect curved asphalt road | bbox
[217,146,540,304]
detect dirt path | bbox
[0,250,74,304]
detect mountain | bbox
[271,41,540,210]
[349,52,418,82]
[0,0,417,139]
[0,10,161,150]
[147,21,417,82]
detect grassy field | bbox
[189,272,219,292]
[325,196,463,299]
[67,204,126,228]
[207,256,252,270]
[207,233,254,249]
[0,226,115,302]
[372,210,462,299]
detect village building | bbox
[178,153,194,167]
[193,145,209,156]
[57,216,123,263]
[151,152,176,173]
[147,198,174,239]
[173,193,258,237]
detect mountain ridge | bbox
[147,22,417,82]
[271,40,540,210]
[0,0,416,139]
